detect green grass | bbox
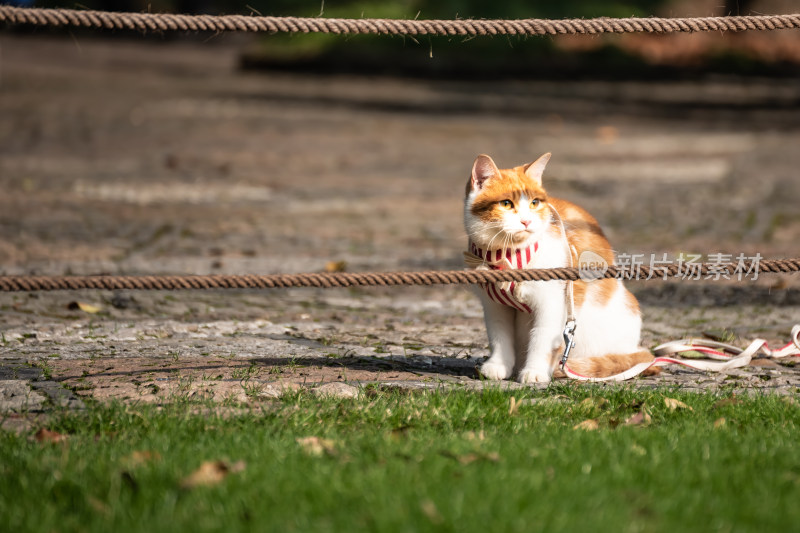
[2,386,800,532]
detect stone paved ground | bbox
[1,34,799,416]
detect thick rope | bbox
[1,258,798,291]
[2,6,800,36]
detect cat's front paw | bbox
[512,281,535,307]
[496,281,512,293]
[517,368,552,384]
[479,361,512,381]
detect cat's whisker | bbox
[502,234,513,258]
[466,222,506,232]
[465,226,504,238]
[484,229,507,252]
[484,229,502,246]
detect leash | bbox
[562,325,800,382]
[549,205,579,371]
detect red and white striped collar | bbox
[468,241,538,271]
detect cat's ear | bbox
[523,152,551,185]
[471,154,500,191]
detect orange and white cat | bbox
[464,153,654,383]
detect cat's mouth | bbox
[511,230,532,243]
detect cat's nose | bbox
[520,219,531,228]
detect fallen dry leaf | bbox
[624,409,652,426]
[180,460,245,489]
[34,428,68,443]
[124,450,161,467]
[463,430,485,441]
[574,419,599,431]
[595,125,619,145]
[86,496,111,515]
[664,398,693,411]
[420,499,443,524]
[182,460,245,488]
[324,261,347,273]
[67,301,102,314]
[508,396,518,415]
[713,397,741,409]
[296,436,338,457]
[714,417,727,428]
[454,453,479,465]
[630,444,647,456]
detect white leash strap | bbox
[549,205,579,371]
[563,325,800,383]
[772,324,800,358]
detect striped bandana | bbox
[469,241,539,313]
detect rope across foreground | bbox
[2,6,800,36]
[1,258,798,292]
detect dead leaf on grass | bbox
[453,453,481,465]
[180,460,246,489]
[463,430,485,441]
[296,436,338,457]
[34,428,68,443]
[508,396,519,415]
[714,417,727,428]
[574,419,599,431]
[624,409,652,427]
[123,450,161,467]
[66,301,102,314]
[420,499,443,524]
[712,397,741,409]
[664,398,693,412]
[87,496,111,515]
[630,444,647,456]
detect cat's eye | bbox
[530,199,541,208]
[499,200,514,209]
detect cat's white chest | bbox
[527,231,570,270]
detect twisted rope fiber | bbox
[1,258,798,292]
[2,6,800,35]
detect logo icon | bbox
[578,251,609,281]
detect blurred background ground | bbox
[1,0,799,404]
